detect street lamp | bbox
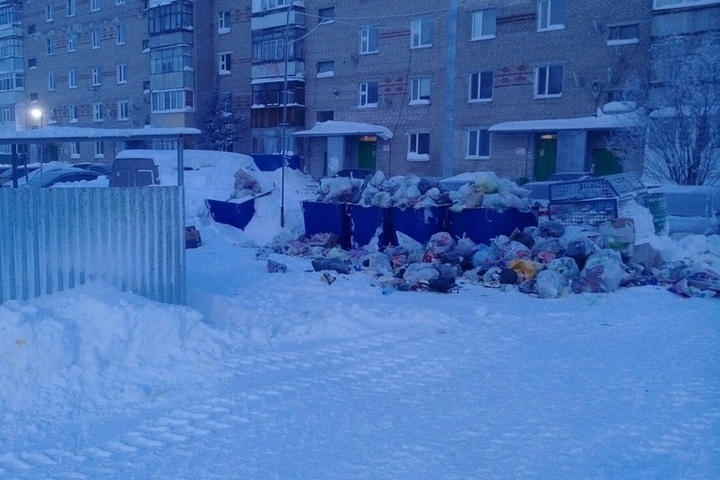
[280,0,296,228]
[31,107,43,128]
[30,108,44,163]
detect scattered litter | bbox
[267,259,287,273]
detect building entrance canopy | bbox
[293,121,393,140]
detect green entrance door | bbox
[534,135,557,181]
[358,139,376,170]
[592,148,623,176]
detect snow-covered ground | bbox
[1,159,719,479]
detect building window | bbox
[151,45,193,73]
[92,67,101,86]
[151,89,193,112]
[410,77,431,104]
[260,0,292,10]
[218,11,231,33]
[407,132,430,160]
[360,27,379,54]
[91,0,100,12]
[411,18,432,48]
[319,7,334,24]
[28,25,36,35]
[93,102,104,122]
[70,141,80,158]
[142,39,149,51]
[69,105,78,123]
[49,107,57,124]
[252,28,304,63]
[607,24,639,46]
[94,141,104,158]
[68,69,78,88]
[46,4,54,22]
[28,58,37,69]
[653,0,720,8]
[535,65,563,98]
[30,93,38,102]
[0,73,23,91]
[117,100,129,120]
[148,0,193,34]
[48,73,56,91]
[317,110,333,122]
[251,81,304,106]
[46,37,55,55]
[66,0,76,17]
[538,0,566,31]
[116,0,126,4]
[467,129,490,159]
[469,71,493,102]
[0,38,23,60]
[116,24,126,45]
[472,8,496,40]
[67,33,77,52]
[219,52,232,75]
[117,63,127,84]
[0,105,16,123]
[359,81,378,107]
[91,29,100,48]
[316,60,334,78]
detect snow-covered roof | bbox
[489,112,642,133]
[0,126,200,144]
[293,121,393,140]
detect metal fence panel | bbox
[0,187,185,305]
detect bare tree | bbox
[609,34,720,185]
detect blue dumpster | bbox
[389,205,450,245]
[206,198,256,230]
[448,208,537,245]
[301,201,351,249]
[347,204,392,248]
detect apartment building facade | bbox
[8,0,719,181]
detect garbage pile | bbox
[267,221,720,299]
[312,171,532,211]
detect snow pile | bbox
[0,284,224,414]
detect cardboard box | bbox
[599,218,634,257]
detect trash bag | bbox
[267,259,287,273]
[403,263,440,285]
[579,249,625,293]
[482,266,503,288]
[501,240,532,263]
[311,257,351,274]
[535,269,567,299]
[547,257,580,279]
[499,268,519,285]
[564,239,599,271]
[472,244,498,271]
[427,231,456,253]
[510,229,535,250]
[531,237,565,256]
[539,220,565,238]
[508,258,537,281]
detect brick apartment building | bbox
[4,0,719,182]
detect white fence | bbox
[0,187,185,305]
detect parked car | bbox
[73,162,112,176]
[24,167,104,188]
[0,165,40,187]
[653,185,720,237]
